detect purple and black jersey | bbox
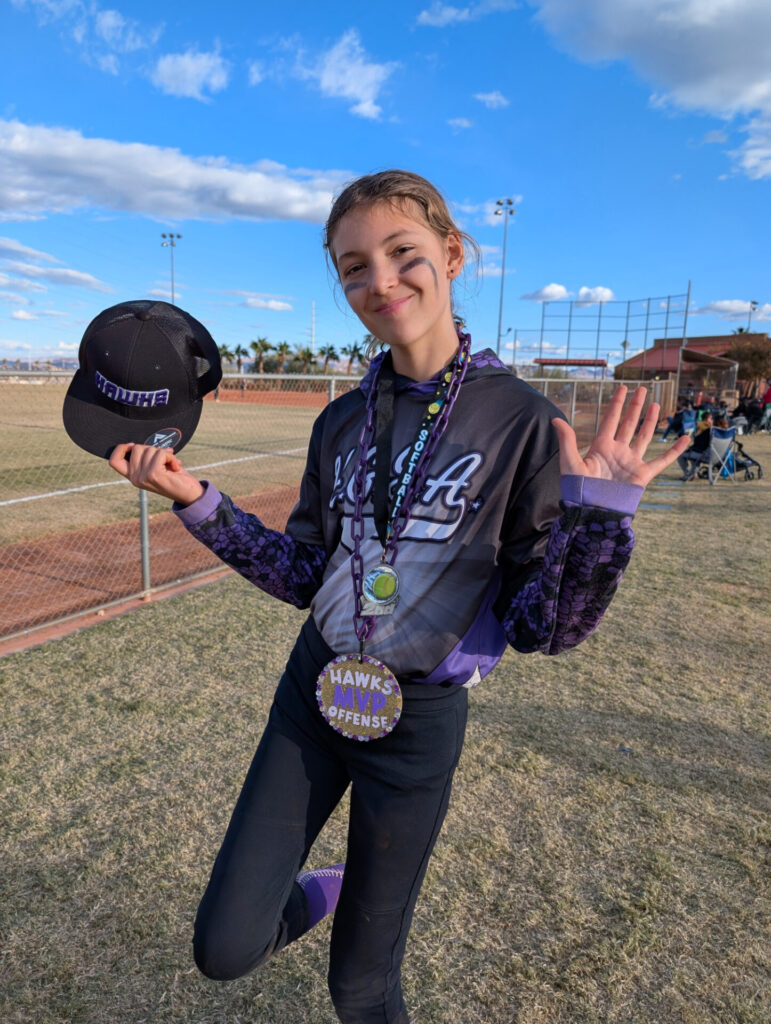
[175,348,642,686]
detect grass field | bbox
[0,378,317,545]
[2,432,769,1024]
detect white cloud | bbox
[0,120,341,223]
[734,116,771,179]
[0,270,47,292]
[693,299,771,321]
[0,236,59,262]
[479,261,517,278]
[456,197,523,226]
[417,1,520,28]
[521,282,571,301]
[151,48,230,101]
[93,9,148,52]
[13,0,163,71]
[474,90,510,108]
[576,285,615,306]
[296,29,398,120]
[242,296,293,312]
[96,53,119,75]
[214,288,293,312]
[703,129,728,144]
[528,0,771,177]
[12,309,37,320]
[448,118,474,131]
[248,60,265,86]
[2,259,111,291]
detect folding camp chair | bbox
[706,426,737,485]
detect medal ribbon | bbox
[350,330,472,650]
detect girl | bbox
[109,170,689,1024]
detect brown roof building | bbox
[614,332,769,394]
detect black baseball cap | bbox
[63,300,222,459]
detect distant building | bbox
[614,332,769,395]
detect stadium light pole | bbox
[161,233,182,304]
[494,199,515,357]
[747,299,759,332]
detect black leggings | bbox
[193,617,469,1024]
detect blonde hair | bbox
[323,170,479,360]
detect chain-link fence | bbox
[0,371,673,640]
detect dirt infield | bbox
[0,485,299,640]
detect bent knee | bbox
[193,928,272,982]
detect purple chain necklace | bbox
[349,330,472,650]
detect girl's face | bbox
[331,200,464,378]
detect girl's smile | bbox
[373,294,412,315]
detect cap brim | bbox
[62,369,201,460]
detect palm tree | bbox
[249,336,273,373]
[233,344,249,373]
[341,342,364,375]
[218,344,235,370]
[296,346,318,373]
[274,341,291,374]
[360,334,378,369]
[318,344,338,374]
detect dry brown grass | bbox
[1,434,769,1024]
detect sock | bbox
[296,863,345,931]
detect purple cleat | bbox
[296,863,345,931]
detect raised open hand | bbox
[551,385,692,489]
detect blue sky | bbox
[1,0,770,369]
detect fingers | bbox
[107,442,202,503]
[551,417,584,475]
[615,387,648,447]
[631,401,660,455]
[108,442,136,478]
[594,385,628,444]
[636,434,692,484]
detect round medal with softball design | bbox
[360,563,400,616]
[316,654,403,741]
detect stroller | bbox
[732,439,763,480]
[696,429,764,483]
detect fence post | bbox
[569,380,577,426]
[328,378,336,405]
[595,379,605,434]
[139,489,151,597]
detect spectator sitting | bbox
[730,398,749,434]
[659,400,689,441]
[747,398,763,433]
[677,412,714,480]
[758,378,771,432]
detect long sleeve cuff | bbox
[560,474,643,515]
[172,481,222,525]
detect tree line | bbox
[217,335,378,376]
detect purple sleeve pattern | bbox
[184,493,328,609]
[500,504,635,655]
